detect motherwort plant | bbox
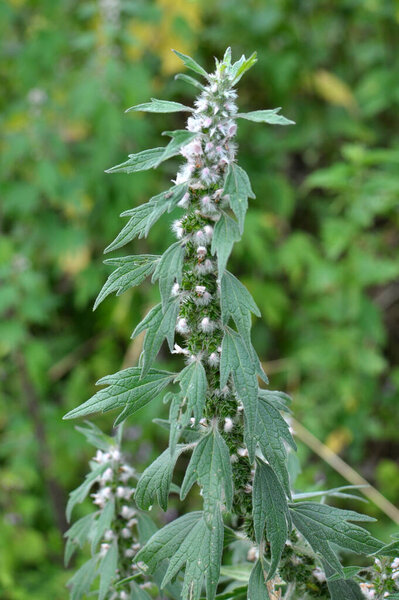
[64,49,398,600]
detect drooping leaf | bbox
[67,557,98,600]
[91,497,115,552]
[220,327,258,460]
[373,539,399,558]
[175,359,208,424]
[257,389,291,413]
[132,298,180,376]
[172,49,209,78]
[256,395,296,497]
[293,484,367,503]
[237,109,295,126]
[64,513,97,566]
[211,213,241,273]
[220,270,260,341]
[98,539,118,600]
[105,147,165,174]
[290,502,383,577]
[324,563,364,600]
[63,368,174,423]
[175,72,205,90]
[252,459,291,579]
[223,164,255,234]
[230,52,258,84]
[180,428,233,514]
[247,559,270,600]
[135,444,187,511]
[152,242,185,308]
[220,564,253,582]
[66,462,109,521]
[137,510,224,600]
[74,421,114,451]
[126,98,192,113]
[94,255,159,309]
[104,183,188,253]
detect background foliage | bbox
[1,0,398,598]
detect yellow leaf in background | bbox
[60,247,90,275]
[325,427,353,454]
[306,69,358,112]
[128,0,201,74]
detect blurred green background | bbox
[1,0,399,597]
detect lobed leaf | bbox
[230,52,258,84]
[220,327,258,461]
[135,444,187,511]
[152,242,185,308]
[98,539,118,600]
[175,359,208,424]
[220,270,260,341]
[126,98,192,113]
[256,395,296,497]
[211,212,241,274]
[94,254,159,309]
[66,462,109,521]
[105,147,165,174]
[132,299,180,376]
[290,502,383,577]
[64,513,97,566]
[104,183,188,253]
[237,109,295,126]
[63,367,174,424]
[223,164,255,234]
[252,459,291,579]
[67,557,98,600]
[91,497,115,553]
[180,428,233,514]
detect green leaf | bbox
[223,164,255,234]
[136,512,158,546]
[74,421,114,451]
[324,564,364,600]
[67,557,98,600]
[220,327,258,461]
[253,459,291,579]
[64,513,97,566]
[293,484,367,503]
[63,367,174,423]
[230,52,258,84]
[221,271,260,341]
[247,560,270,600]
[327,566,364,581]
[98,539,118,600]
[104,183,188,253]
[211,213,241,273]
[66,462,109,521]
[220,564,253,582]
[91,497,115,553]
[157,129,198,165]
[256,395,296,497]
[237,109,295,126]
[126,98,192,113]
[105,147,165,174]
[180,428,233,514]
[175,359,208,423]
[175,72,205,90]
[135,444,187,511]
[152,242,184,308]
[290,502,383,577]
[172,49,209,78]
[94,255,159,310]
[132,299,180,376]
[257,389,291,413]
[168,393,182,454]
[373,539,399,557]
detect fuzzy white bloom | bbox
[247,546,259,562]
[92,486,112,507]
[120,505,136,520]
[203,225,213,240]
[93,450,110,464]
[193,230,207,246]
[120,591,130,600]
[200,317,216,333]
[121,527,131,538]
[103,529,114,541]
[171,282,180,297]
[99,543,110,558]
[119,464,135,482]
[177,192,190,208]
[176,317,190,334]
[101,467,114,482]
[127,518,138,528]
[224,417,234,432]
[359,583,376,599]
[109,448,121,461]
[238,447,248,457]
[196,245,207,258]
[124,548,135,558]
[312,567,326,583]
[172,343,190,356]
[208,352,219,367]
[391,558,399,570]
[172,220,184,239]
[187,116,202,132]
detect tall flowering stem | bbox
[64,49,391,600]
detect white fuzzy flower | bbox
[91,486,112,507]
[120,505,135,520]
[176,318,189,334]
[177,192,190,208]
[187,116,202,132]
[224,417,234,433]
[193,229,206,245]
[196,246,207,258]
[127,518,138,528]
[195,291,212,306]
[171,282,180,296]
[120,591,130,600]
[109,447,121,461]
[93,450,110,464]
[103,529,114,541]
[208,352,219,367]
[391,558,399,570]
[247,546,259,562]
[312,567,326,583]
[121,527,131,538]
[172,343,190,356]
[172,220,184,239]
[359,583,375,599]
[237,447,248,457]
[200,317,216,333]
[101,467,114,483]
[203,225,213,240]
[99,543,110,558]
[124,548,135,558]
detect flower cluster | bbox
[359,557,399,599]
